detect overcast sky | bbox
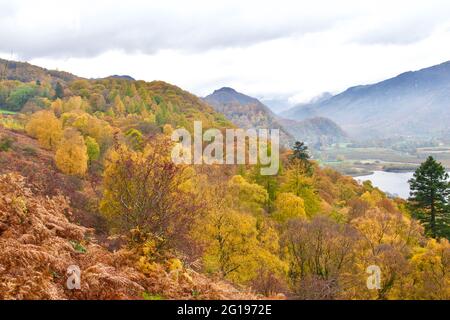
[1,0,450,111]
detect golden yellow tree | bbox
[197,208,286,285]
[226,175,268,215]
[113,95,126,115]
[55,128,88,176]
[50,98,63,116]
[70,112,113,152]
[193,176,286,287]
[63,96,87,112]
[360,189,384,207]
[408,238,450,299]
[349,207,423,299]
[280,169,321,217]
[25,110,62,150]
[272,192,307,223]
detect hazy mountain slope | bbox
[279,117,348,146]
[204,87,295,144]
[282,61,450,139]
[204,87,348,147]
[204,87,286,128]
[259,96,292,114]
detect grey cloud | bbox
[353,22,437,45]
[3,1,450,61]
[349,5,450,45]
[0,1,348,59]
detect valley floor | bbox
[316,145,450,176]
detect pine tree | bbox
[289,141,312,175]
[290,141,310,161]
[54,82,64,99]
[409,156,450,238]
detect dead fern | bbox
[0,173,260,300]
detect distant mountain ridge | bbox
[204,87,295,144]
[282,61,450,139]
[204,87,348,146]
[105,75,136,81]
[206,87,262,106]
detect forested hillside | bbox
[0,58,78,84]
[0,60,448,300]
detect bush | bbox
[0,117,25,131]
[0,136,14,152]
[22,145,37,157]
[6,85,37,111]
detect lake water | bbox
[356,171,415,199]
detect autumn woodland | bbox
[0,59,448,300]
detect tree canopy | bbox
[409,156,450,238]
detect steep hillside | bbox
[0,126,261,300]
[282,61,450,139]
[0,75,231,132]
[0,125,104,230]
[0,173,259,300]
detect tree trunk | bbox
[430,191,436,238]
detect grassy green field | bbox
[316,145,450,176]
[0,109,17,115]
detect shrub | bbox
[0,136,14,152]
[22,145,37,157]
